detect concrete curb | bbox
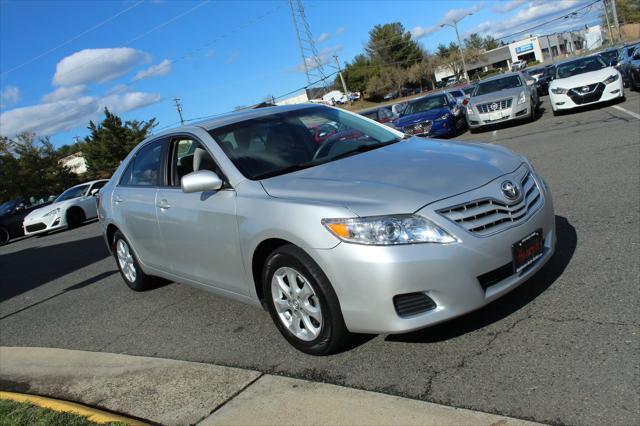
[0,390,146,425]
[0,347,542,426]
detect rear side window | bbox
[121,140,163,186]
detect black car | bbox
[535,65,556,96]
[0,198,53,245]
[628,46,640,90]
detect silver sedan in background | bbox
[466,72,540,132]
[98,104,555,355]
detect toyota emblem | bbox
[501,180,520,201]
[490,102,499,111]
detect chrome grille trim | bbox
[476,98,513,114]
[438,171,543,237]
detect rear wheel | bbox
[263,245,350,355]
[66,208,85,228]
[0,227,9,246]
[113,231,155,291]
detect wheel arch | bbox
[251,238,295,304]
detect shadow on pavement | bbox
[385,215,577,344]
[0,235,109,302]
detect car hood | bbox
[260,138,522,217]
[550,67,616,89]
[470,87,524,106]
[25,199,72,219]
[394,107,450,127]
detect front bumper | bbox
[550,80,623,111]
[401,116,458,138]
[309,170,556,334]
[23,213,67,236]
[466,99,530,128]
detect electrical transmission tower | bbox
[288,0,328,88]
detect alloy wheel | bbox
[270,266,323,341]
[116,239,137,283]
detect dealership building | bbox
[435,25,604,82]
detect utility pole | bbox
[333,54,349,99]
[440,12,473,81]
[173,98,184,126]
[603,0,614,45]
[545,34,554,62]
[610,0,622,41]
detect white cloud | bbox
[0,91,160,137]
[492,0,526,13]
[42,85,86,103]
[295,45,343,73]
[1,85,21,108]
[133,59,172,81]
[53,47,150,86]
[412,3,484,40]
[317,32,331,43]
[335,27,346,36]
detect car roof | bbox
[188,103,322,131]
[359,106,391,114]
[478,71,522,83]
[68,179,108,189]
[408,91,449,103]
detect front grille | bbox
[393,293,436,317]
[477,262,513,291]
[403,120,432,135]
[438,171,543,237]
[568,82,605,105]
[477,98,513,114]
[25,223,46,232]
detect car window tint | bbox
[130,141,162,186]
[169,138,221,186]
[380,108,393,119]
[361,111,377,120]
[90,181,107,192]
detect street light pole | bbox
[440,13,472,82]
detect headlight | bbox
[517,91,527,105]
[550,87,567,95]
[603,74,619,84]
[322,214,457,245]
[466,105,474,114]
[43,208,60,217]
[435,113,450,121]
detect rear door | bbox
[112,139,166,270]
[155,134,248,295]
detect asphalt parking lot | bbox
[1,92,639,425]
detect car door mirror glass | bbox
[90,188,99,196]
[181,170,223,193]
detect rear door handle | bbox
[114,195,124,204]
[157,199,171,209]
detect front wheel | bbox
[0,227,9,246]
[113,231,156,291]
[66,208,85,228]
[263,245,350,355]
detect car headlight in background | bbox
[517,91,527,105]
[550,87,568,94]
[603,74,619,84]
[43,208,60,217]
[466,105,474,114]
[322,215,457,245]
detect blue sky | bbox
[0,0,601,147]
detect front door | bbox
[155,135,248,296]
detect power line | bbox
[0,0,144,77]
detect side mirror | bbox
[181,170,223,193]
[90,188,99,196]
[610,59,618,67]
[14,204,25,212]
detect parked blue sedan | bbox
[393,92,466,137]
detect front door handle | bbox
[114,195,124,204]
[157,199,171,210]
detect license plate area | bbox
[512,229,543,274]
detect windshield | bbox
[556,56,607,79]
[55,185,89,202]
[208,106,400,180]
[0,200,19,214]
[474,75,523,96]
[403,95,448,115]
[599,50,618,64]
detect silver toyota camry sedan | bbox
[98,104,555,355]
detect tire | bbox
[262,245,350,356]
[0,226,9,246]
[552,109,561,117]
[469,127,479,134]
[66,208,85,229]
[113,230,155,291]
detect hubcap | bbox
[116,239,137,283]
[271,266,322,342]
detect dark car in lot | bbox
[616,43,640,88]
[599,47,620,67]
[628,46,640,90]
[0,198,53,245]
[534,65,556,96]
[358,106,395,124]
[393,91,466,137]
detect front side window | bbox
[55,185,89,202]
[474,75,523,96]
[556,56,606,79]
[208,106,399,180]
[403,95,448,115]
[123,140,163,186]
[89,181,107,193]
[168,137,221,186]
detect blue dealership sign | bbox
[516,43,534,54]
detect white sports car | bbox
[549,55,624,115]
[23,179,109,236]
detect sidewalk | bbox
[0,347,541,425]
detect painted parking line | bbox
[611,104,640,120]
